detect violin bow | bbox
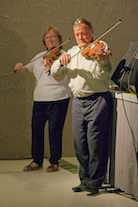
[13,38,71,73]
[94,19,122,44]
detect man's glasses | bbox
[73,18,92,29]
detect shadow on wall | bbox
[0,26,34,159]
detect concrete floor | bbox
[0,157,137,207]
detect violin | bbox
[42,39,70,75]
[43,48,61,75]
[81,40,112,58]
[43,48,61,63]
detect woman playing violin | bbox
[14,26,71,172]
[51,18,112,194]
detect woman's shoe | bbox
[46,164,59,172]
[23,162,43,171]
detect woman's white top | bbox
[26,50,71,101]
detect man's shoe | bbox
[86,184,99,195]
[86,188,99,196]
[72,184,89,192]
[72,184,99,194]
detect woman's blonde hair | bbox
[43,25,62,49]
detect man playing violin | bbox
[51,18,112,195]
[14,26,71,172]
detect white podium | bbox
[111,92,138,198]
